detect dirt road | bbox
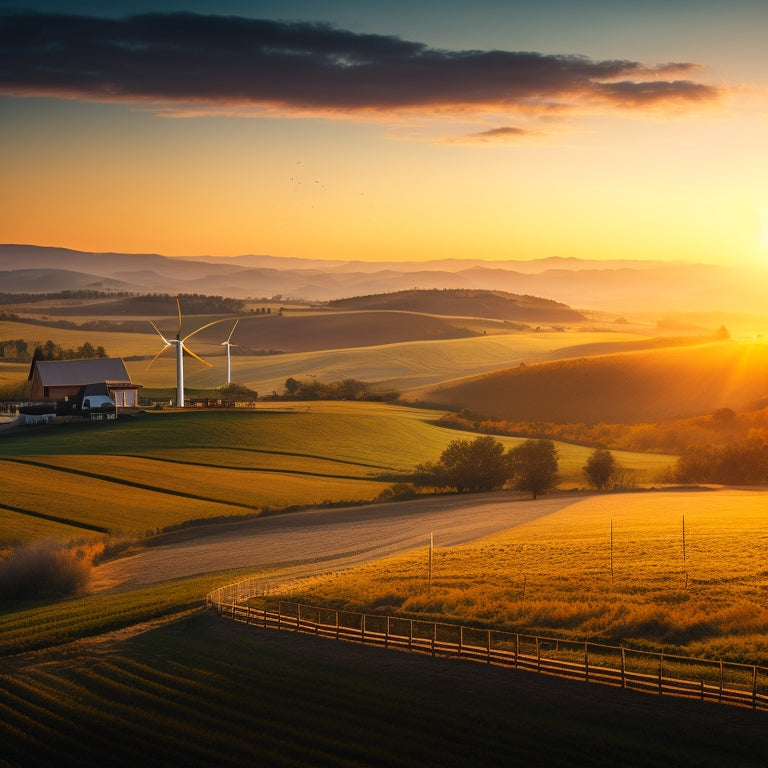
[91,492,583,591]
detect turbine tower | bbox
[221,319,239,385]
[148,297,225,407]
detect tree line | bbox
[0,339,108,362]
[408,436,621,498]
[276,377,398,402]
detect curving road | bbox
[90,492,587,592]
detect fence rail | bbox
[207,579,768,712]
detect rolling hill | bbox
[408,341,768,423]
[328,289,584,323]
[4,244,768,314]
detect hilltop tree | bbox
[507,439,559,499]
[416,435,509,493]
[583,448,617,490]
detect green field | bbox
[0,404,764,766]
[0,405,675,546]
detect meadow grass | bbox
[0,406,675,546]
[276,489,768,663]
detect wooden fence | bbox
[207,579,768,712]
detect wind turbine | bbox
[221,319,239,385]
[148,297,225,407]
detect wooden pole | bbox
[659,651,663,694]
[682,514,686,562]
[585,643,589,682]
[428,531,433,591]
[610,518,614,584]
[621,647,626,688]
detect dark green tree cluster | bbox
[0,338,29,360]
[31,340,108,361]
[673,438,768,485]
[282,377,397,402]
[218,382,258,400]
[415,436,559,498]
[583,448,618,490]
[138,293,244,313]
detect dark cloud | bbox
[0,11,720,115]
[448,126,532,144]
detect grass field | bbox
[277,489,768,663]
[0,406,675,546]
[1,311,650,395]
[2,610,767,768]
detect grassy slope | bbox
[2,611,766,768]
[0,405,675,546]
[412,340,768,422]
[129,329,652,395]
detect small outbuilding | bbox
[27,358,142,407]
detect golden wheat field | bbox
[280,489,768,662]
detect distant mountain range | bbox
[1,244,765,314]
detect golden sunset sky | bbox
[1,1,767,265]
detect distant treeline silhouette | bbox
[438,408,768,485]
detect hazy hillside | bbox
[3,244,767,314]
[220,311,480,353]
[329,289,584,323]
[410,341,768,423]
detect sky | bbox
[1,1,767,265]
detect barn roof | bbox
[28,358,132,385]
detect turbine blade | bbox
[146,345,171,371]
[226,318,239,343]
[182,343,212,367]
[182,317,227,342]
[176,296,183,337]
[149,320,169,342]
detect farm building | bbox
[27,358,142,407]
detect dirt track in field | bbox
[90,491,580,592]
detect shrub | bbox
[0,540,100,603]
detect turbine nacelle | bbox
[147,297,227,406]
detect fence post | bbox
[362,613,366,644]
[621,647,626,688]
[719,659,723,702]
[753,666,758,709]
[459,626,463,658]
[386,616,390,649]
[536,637,541,671]
[659,651,663,695]
[515,634,519,669]
[297,604,301,630]
[336,610,340,640]
[278,601,282,630]
[409,619,413,651]
[585,643,589,682]
[487,629,492,664]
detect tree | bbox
[218,382,258,400]
[507,439,559,499]
[583,448,617,490]
[416,435,509,493]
